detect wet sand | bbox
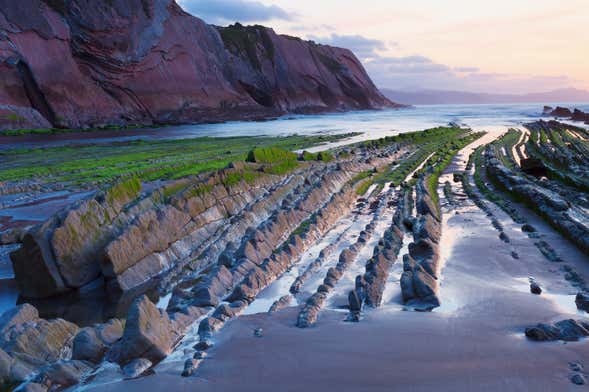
[84,130,589,392]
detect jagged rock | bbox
[521,224,536,233]
[102,205,192,277]
[0,304,39,341]
[197,317,224,340]
[193,351,207,360]
[193,341,212,351]
[400,271,416,302]
[1,315,79,367]
[10,180,141,298]
[413,268,438,300]
[525,319,589,341]
[18,383,47,392]
[72,318,123,363]
[106,296,177,364]
[571,374,586,385]
[348,290,362,312]
[268,295,292,314]
[297,292,327,328]
[575,292,589,312]
[122,358,152,379]
[0,347,33,385]
[72,328,105,363]
[181,359,200,377]
[549,107,573,117]
[413,215,441,244]
[33,360,93,390]
[525,324,561,341]
[556,319,589,341]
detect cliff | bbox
[0,0,399,131]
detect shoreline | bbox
[84,130,589,391]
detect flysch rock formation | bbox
[3,141,407,389]
[0,0,400,131]
[347,186,412,321]
[400,176,442,310]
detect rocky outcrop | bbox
[525,319,589,342]
[544,106,589,124]
[106,295,179,365]
[484,144,589,255]
[72,318,124,363]
[400,177,442,310]
[0,0,399,131]
[547,106,573,118]
[346,187,411,321]
[0,304,79,385]
[575,292,589,312]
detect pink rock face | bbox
[0,0,399,130]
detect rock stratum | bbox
[0,0,398,131]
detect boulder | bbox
[525,319,589,342]
[525,323,561,341]
[106,296,177,364]
[555,319,589,341]
[549,107,573,117]
[96,318,125,345]
[0,304,39,342]
[530,282,542,295]
[268,295,292,314]
[181,358,200,377]
[33,360,93,390]
[72,328,105,363]
[18,383,47,392]
[348,290,362,312]
[575,292,589,312]
[2,317,79,366]
[572,374,586,385]
[122,358,152,379]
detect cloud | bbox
[454,66,480,73]
[178,0,292,25]
[308,34,393,60]
[364,55,574,94]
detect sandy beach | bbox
[80,132,589,392]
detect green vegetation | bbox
[368,127,484,190]
[218,23,275,70]
[488,129,520,169]
[0,133,355,187]
[4,113,25,123]
[246,146,297,164]
[106,177,142,206]
[351,170,376,195]
[472,147,526,223]
[299,150,335,162]
[2,123,148,136]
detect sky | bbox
[178,0,589,94]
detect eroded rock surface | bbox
[0,0,399,131]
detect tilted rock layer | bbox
[0,0,398,130]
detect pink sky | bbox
[180,0,589,94]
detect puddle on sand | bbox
[511,276,588,317]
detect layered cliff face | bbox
[0,0,398,130]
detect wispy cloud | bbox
[178,0,293,25]
[308,34,395,60]
[364,54,575,93]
